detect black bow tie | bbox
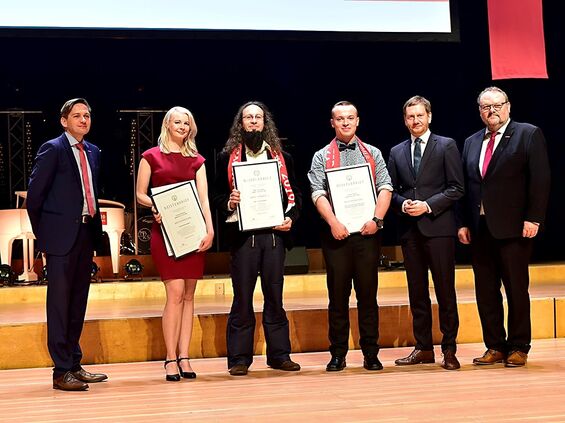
[338,142,356,151]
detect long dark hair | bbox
[223,101,282,154]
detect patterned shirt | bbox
[308,137,393,204]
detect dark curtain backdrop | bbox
[0,0,562,261]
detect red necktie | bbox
[76,142,96,217]
[481,131,497,178]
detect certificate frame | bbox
[150,180,207,259]
[326,163,377,234]
[232,159,285,232]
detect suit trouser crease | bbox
[46,223,94,377]
[402,228,459,352]
[472,219,532,353]
[227,233,290,368]
[322,232,380,357]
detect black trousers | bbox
[227,232,291,368]
[401,226,458,352]
[321,230,381,357]
[471,217,533,353]
[46,222,94,378]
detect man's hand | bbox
[404,200,428,216]
[274,217,292,232]
[360,220,378,236]
[330,220,349,240]
[523,221,539,238]
[228,189,240,211]
[458,227,471,244]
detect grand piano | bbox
[0,193,126,281]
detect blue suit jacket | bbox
[388,133,464,239]
[27,133,103,256]
[460,120,550,239]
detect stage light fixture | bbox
[91,262,100,282]
[40,265,48,285]
[0,264,16,287]
[124,259,143,281]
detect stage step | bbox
[2,262,564,304]
[0,264,564,370]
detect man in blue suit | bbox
[27,98,108,390]
[388,96,464,370]
[458,87,550,367]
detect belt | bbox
[80,215,93,224]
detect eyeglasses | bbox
[242,114,264,121]
[479,102,508,112]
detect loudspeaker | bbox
[284,246,309,275]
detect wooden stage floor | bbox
[1,339,564,422]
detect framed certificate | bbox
[326,163,377,234]
[150,180,207,258]
[232,159,285,231]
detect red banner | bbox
[488,0,547,80]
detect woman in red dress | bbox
[136,106,214,381]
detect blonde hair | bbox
[158,106,198,157]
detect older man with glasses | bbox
[458,87,550,367]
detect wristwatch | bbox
[372,217,384,229]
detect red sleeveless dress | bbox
[142,147,206,280]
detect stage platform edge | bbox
[0,262,563,370]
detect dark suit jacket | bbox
[460,120,550,239]
[212,148,301,251]
[27,133,103,256]
[388,133,464,239]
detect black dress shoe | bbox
[441,350,461,370]
[326,356,346,372]
[229,363,249,376]
[72,367,108,383]
[395,349,435,365]
[177,357,197,379]
[164,359,180,382]
[363,354,383,371]
[53,371,89,391]
[268,359,301,371]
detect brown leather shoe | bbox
[72,368,108,383]
[269,359,301,371]
[229,364,248,376]
[53,371,89,391]
[473,349,506,365]
[505,351,527,367]
[441,350,461,370]
[395,349,435,365]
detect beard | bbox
[242,130,264,153]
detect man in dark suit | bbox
[458,87,550,367]
[212,101,302,376]
[27,98,108,390]
[388,96,464,370]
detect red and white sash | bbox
[227,143,296,210]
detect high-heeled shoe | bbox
[164,359,180,382]
[177,357,197,379]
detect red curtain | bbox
[488,0,548,79]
